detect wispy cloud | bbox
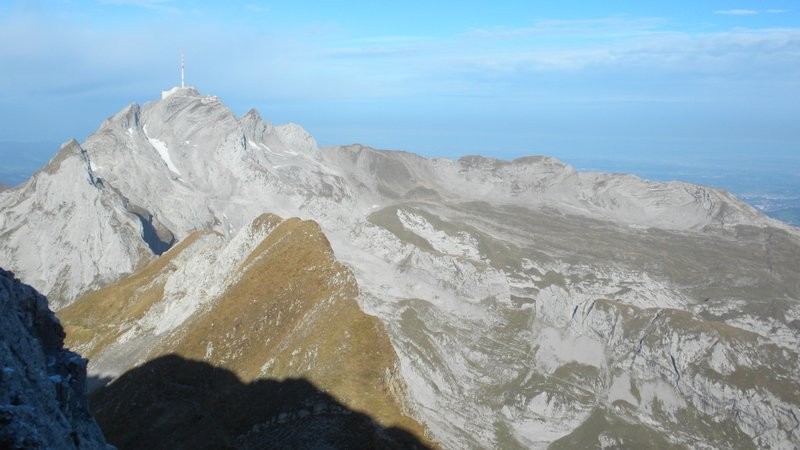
[328,36,430,60]
[98,0,179,13]
[714,9,759,16]
[452,22,800,76]
[714,8,791,16]
[468,17,667,40]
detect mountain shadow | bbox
[90,354,433,450]
[130,210,174,255]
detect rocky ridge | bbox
[58,213,432,448]
[0,139,150,309]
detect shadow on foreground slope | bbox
[90,354,432,450]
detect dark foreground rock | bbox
[92,354,432,450]
[0,268,110,449]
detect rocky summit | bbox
[1,87,799,448]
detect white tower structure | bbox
[162,52,189,99]
[180,52,185,88]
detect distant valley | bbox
[0,141,61,187]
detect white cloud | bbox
[714,9,758,16]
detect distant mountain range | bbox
[1,87,798,448]
[5,140,798,227]
[572,157,800,227]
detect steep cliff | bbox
[0,268,110,449]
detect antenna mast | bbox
[180,52,185,88]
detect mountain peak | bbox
[63,137,81,151]
[41,138,82,175]
[102,103,141,131]
[243,108,262,121]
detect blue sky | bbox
[0,0,798,167]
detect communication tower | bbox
[180,52,185,88]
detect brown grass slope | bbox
[59,230,214,359]
[156,216,428,437]
[59,213,432,447]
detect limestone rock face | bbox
[0,268,110,449]
[0,140,150,309]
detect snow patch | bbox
[144,131,181,175]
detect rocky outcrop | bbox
[356,201,800,448]
[0,268,110,449]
